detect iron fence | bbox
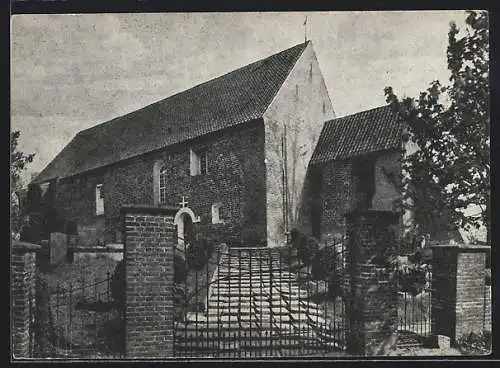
[397,287,433,347]
[396,261,433,348]
[173,236,350,358]
[31,270,125,359]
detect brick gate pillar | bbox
[431,244,490,344]
[12,240,41,359]
[121,204,178,358]
[345,210,400,356]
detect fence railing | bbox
[31,270,124,358]
[173,236,350,358]
[395,256,433,347]
[397,287,433,337]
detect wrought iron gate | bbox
[173,240,349,358]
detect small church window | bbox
[190,148,208,176]
[212,202,225,224]
[200,151,208,175]
[95,184,104,215]
[159,165,168,204]
[353,156,376,209]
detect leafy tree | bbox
[384,11,489,243]
[11,130,35,194]
[11,130,35,233]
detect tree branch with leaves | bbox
[11,130,35,233]
[385,10,489,244]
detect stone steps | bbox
[175,246,347,356]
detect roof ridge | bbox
[311,104,402,164]
[327,105,393,123]
[77,42,309,136]
[33,41,310,183]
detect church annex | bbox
[32,41,335,247]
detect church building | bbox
[304,105,405,243]
[303,105,464,246]
[31,41,335,247]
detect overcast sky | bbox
[11,11,468,182]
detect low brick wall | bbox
[68,244,124,263]
[12,241,40,359]
[431,244,490,343]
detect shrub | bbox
[456,331,492,355]
[397,263,429,295]
[174,252,188,283]
[290,228,319,266]
[311,243,343,280]
[186,237,210,271]
[173,283,186,321]
[19,212,45,243]
[241,225,267,247]
[196,234,217,258]
[310,241,345,298]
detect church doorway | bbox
[178,213,194,245]
[174,206,200,250]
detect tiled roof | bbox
[33,42,309,183]
[310,105,403,164]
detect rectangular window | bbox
[199,150,208,175]
[353,157,376,209]
[95,184,104,215]
[190,148,208,176]
[212,202,225,224]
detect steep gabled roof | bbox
[310,105,403,164]
[33,42,309,184]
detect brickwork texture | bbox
[122,205,177,358]
[345,210,400,356]
[54,121,266,247]
[12,242,40,359]
[309,150,402,243]
[431,245,489,343]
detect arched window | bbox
[159,165,168,204]
[153,160,166,206]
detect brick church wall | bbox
[55,120,266,246]
[318,159,355,241]
[311,150,401,243]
